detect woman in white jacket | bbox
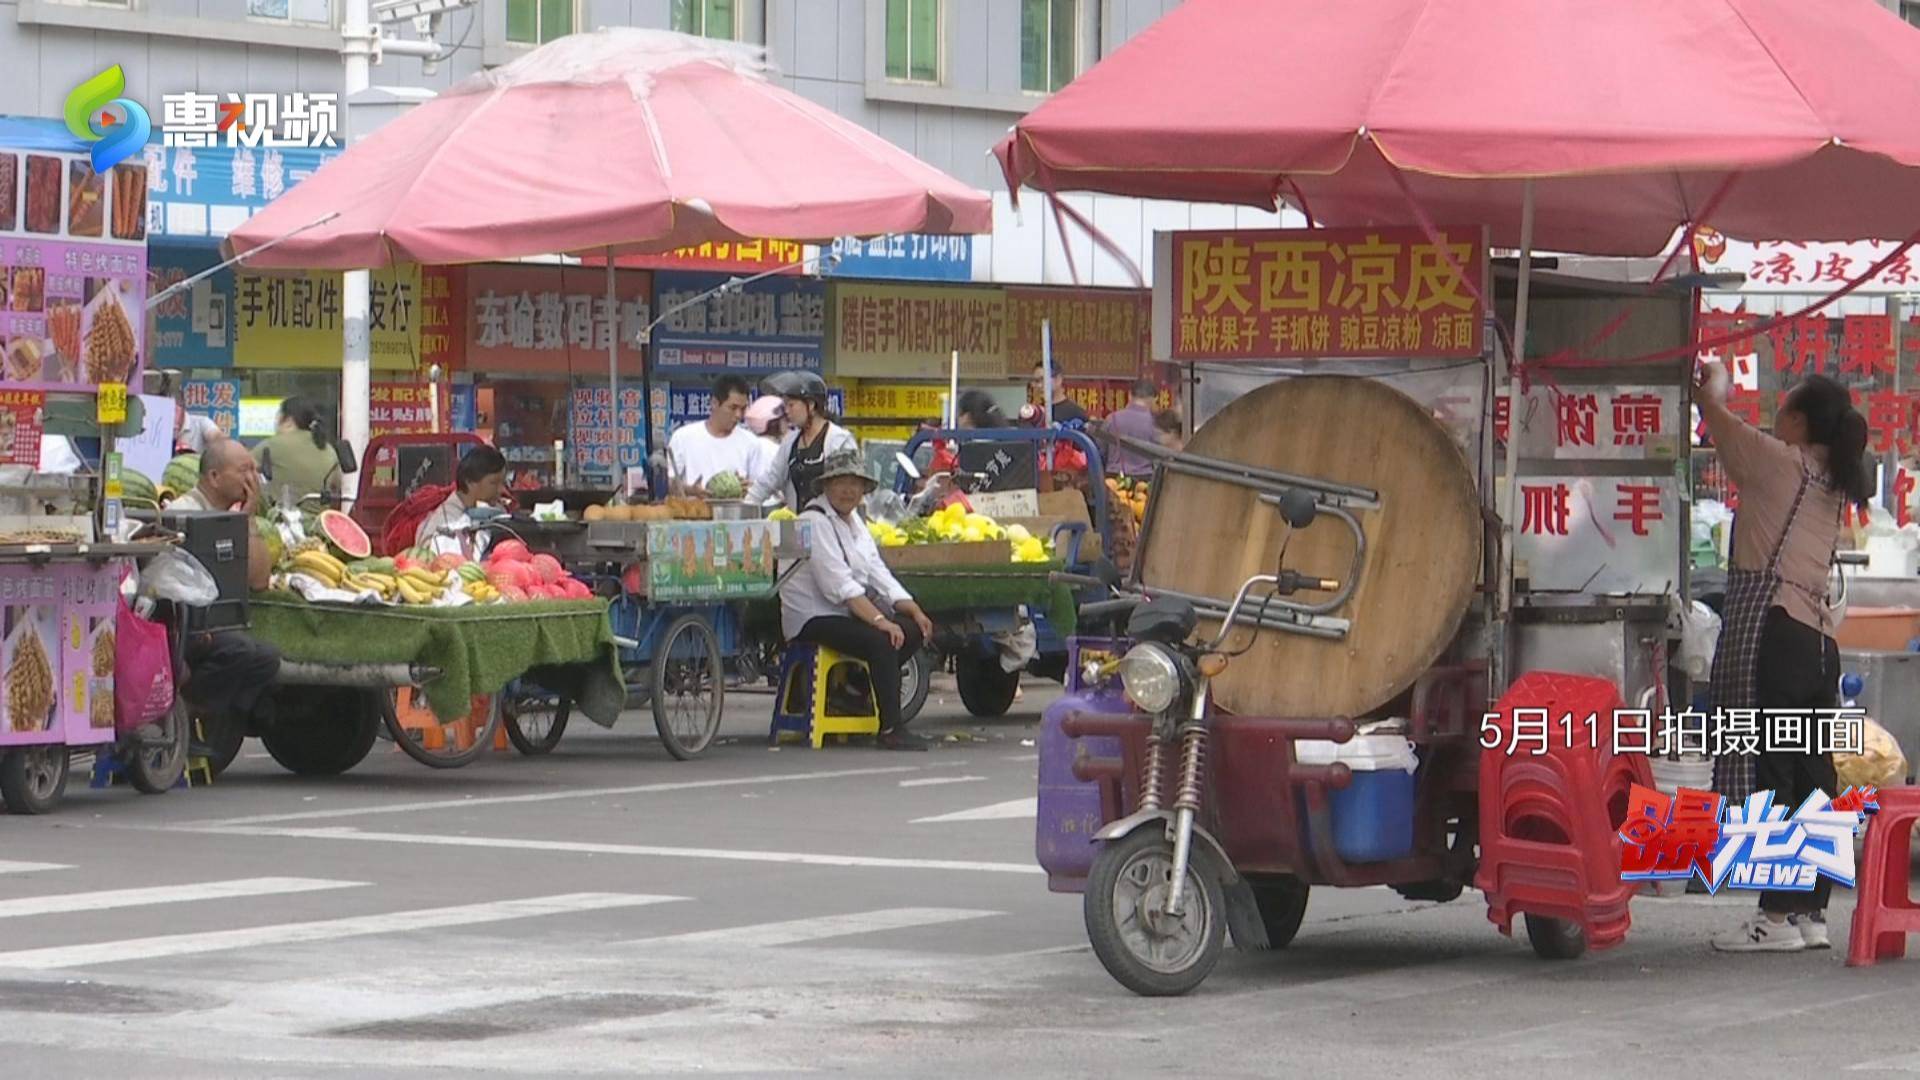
[747,370,858,511]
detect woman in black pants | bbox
[1697,361,1868,952]
[779,450,937,751]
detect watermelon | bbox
[499,584,530,603]
[490,539,532,563]
[456,563,487,584]
[529,554,563,585]
[431,553,466,572]
[562,579,591,600]
[488,562,535,590]
[317,509,372,559]
[253,517,285,568]
[162,453,200,494]
[121,469,158,507]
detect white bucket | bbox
[1641,756,1713,898]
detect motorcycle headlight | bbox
[1120,643,1185,715]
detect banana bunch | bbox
[328,565,450,605]
[289,549,348,586]
[463,579,501,603]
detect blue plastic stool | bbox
[769,643,882,749]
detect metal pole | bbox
[608,250,623,472]
[339,0,374,504]
[1497,180,1536,683]
[1041,318,1056,470]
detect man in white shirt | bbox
[667,375,766,495]
[416,445,508,560]
[781,450,935,751]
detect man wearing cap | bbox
[782,449,936,751]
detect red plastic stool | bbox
[1847,787,1920,967]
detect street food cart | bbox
[504,510,811,759]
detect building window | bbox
[671,0,736,38]
[884,0,939,83]
[248,0,330,23]
[1020,0,1076,93]
[507,0,574,45]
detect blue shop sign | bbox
[149,246,236,368]
[449,383,478,433]
[649,272,824,375]
[142,141,340,243]
[180,379,243,438]
[824,234,972,282]
[667,385,843,431]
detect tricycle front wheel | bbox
[652,614,724,760]
[1084,828,1227,997]
[0,746,69,814]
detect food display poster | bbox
[0,565,71,747]
[569,384,647,479]
[1,149,149,392]
[0,388,44,468]
[646,521,782,601]
[58,564,117,741]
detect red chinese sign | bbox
[369,380,450,440]
[1166,227,1486,361]
[0,389,44,467]
[1055,380,1176,420]
[1006,287,1148,378]
[419,266,464,372]
[596,239,805,275]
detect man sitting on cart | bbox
[782,450,936,752]
[416,445,508,561]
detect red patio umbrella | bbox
[997,0,1920,257]
[229,28,990,268]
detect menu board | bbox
[0,148,148,391]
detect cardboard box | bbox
[880,540,1012,570]
[1002,487,1103,560]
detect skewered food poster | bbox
[0,563,118,747]
[0,147,148,392]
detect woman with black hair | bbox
[1697,361,1869,953]
[251,395,342,510]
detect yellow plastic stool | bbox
[770,644,881,749]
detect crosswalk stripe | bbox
[898,775,985,787]
[912,797,1038,823]
[0,892,685,972]
[0,861,71,875]
[628,907,1002,948]
[0,878,365,920]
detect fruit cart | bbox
[890,427,1110,716]
[501,507,813,760]
[193,510,625,776]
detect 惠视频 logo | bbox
[65,66,151,172]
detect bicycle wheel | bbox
[502,691,571,756]
[384,689,501,769]
[651,614,724,760]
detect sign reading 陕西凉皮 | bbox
[464,265,651,377]
[1156,226,1487,362]
[829,283,1008,380]
[649,272,825,375]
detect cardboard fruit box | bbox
[880,540,1013,570]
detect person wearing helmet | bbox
[745,394,786,443]
[747,370,858,510]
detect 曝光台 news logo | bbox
[1620,784,1880,893]
[160,93,338,150]
[1479,707,1865,758]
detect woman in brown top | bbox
[1696,360,1870,954]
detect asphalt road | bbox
[2,679,1917,1079]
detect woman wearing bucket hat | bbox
[780,449,935,751]
[747,370,858,511]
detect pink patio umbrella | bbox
[994,0,1920,649]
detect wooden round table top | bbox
[1138,375,1483,719]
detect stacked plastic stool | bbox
[1847,786,1920,967]
[1476,671,1650,954]
[769,643,881,749]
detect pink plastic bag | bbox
[114,596,174,732]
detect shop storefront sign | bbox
[419,267,463,372]
[1689,230,1918,293]
[824,234,972,282]
[1,145,149,391]
[829,283,1007,380]
[650,272,825,375]
[232,264,419,370]
[669,385,843,431]
[149,246,233,368]
[570,385,647,479]
[181,378,242,437]
[1513,476,1679,594]
[141,141,339,243]
[370,379,450,440]
[602,238,806,275]
[1156,226,1487,362]
[1007,287,1147,378]
[465,265,650,376]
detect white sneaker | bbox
[1711,912,1806,953]
[1790,912,1831,950]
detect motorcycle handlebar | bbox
[1079,597,1143,621]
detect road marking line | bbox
[0,877,366,920]
[912,797,1038,823]
[178,765,926,827]
[1004,753,1039,762]
[188,824,1047,875]
[0,861,71,875]
[629,907,1001,948]
[0,892,684,972]
[897,775,985,788]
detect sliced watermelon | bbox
[317,509,372,560]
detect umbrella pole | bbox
[607,250,624,484]
[1497,179,1536,688]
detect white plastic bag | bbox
[1676,599,1721,682]
[137,547,220,607]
